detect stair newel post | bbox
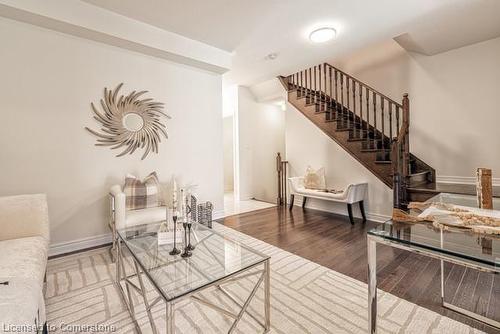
[402,93,410,179]
[277,152,282,205]
[391,138,403,209]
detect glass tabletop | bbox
[368,193,500,270]
[117,222,269,302]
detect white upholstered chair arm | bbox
[344,183,368,204]
[110,185,126,230]
[0,194,50,242]
[288,177,305,194]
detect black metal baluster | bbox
[329,66,333,120]
[353,81,357,138]
[318,64,322,112]
[389,102,393,139]
[359,84,363,140]
[340,73,344,128]
[381,97,385,152]
[366,88,370,148]
[313,66,317,105]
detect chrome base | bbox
[368,233,500,333]
[114,239,271,334]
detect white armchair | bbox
[109,184,168,259]
[288,176,368,224]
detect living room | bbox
[1,1,500,333]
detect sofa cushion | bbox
[0,236,48,286]
[298,188,347,200]
[0,277,45,333]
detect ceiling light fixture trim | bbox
[309,27,337,43]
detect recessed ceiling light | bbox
[309,27,337,43]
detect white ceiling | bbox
[82,0,500,86]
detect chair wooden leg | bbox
[302,196,307,208]
[359,200,367,222]
[347,203,354,224]
[289,194,295,210]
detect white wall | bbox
[0,18,224,249]
[223,116,234,192]
[237,87,285,203]
[334,37,500,180]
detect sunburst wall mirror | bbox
[85,83,170,160]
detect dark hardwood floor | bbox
[222,206,500,334]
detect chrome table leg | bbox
[166,302,174,334]
[367,235,377,334]
[264,260,271,332]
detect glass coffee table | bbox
[115,222,271,334]
[367,193,500,333]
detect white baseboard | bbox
[50,210,226,257]
[213,209,225,219]
[49,233,112,257]
[437,175,500,186]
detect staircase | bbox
[279,63,436,209]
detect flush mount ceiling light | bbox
[309,27,337,43]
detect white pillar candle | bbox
[172,179,178,212]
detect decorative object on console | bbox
[190,195,197,221]
[169,181,181,255]
[303,166,326,190]
[85,83,170,160]
[197,201,213,228]
[405,201,500,235]
[123,172,162,210]
[477,168,493,209]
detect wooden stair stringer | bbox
[287,91,393,188]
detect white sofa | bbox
[0,194,49,333]
[288,177,368,224]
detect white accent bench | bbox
[288,177,368,224]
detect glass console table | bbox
[367,193,500,333]
[115,222,271,334]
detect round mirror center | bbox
[123,113,144,132]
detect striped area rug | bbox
[45,223,483,333]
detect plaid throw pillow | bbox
[124,172,161,210]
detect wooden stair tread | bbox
[408,183,500,197]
